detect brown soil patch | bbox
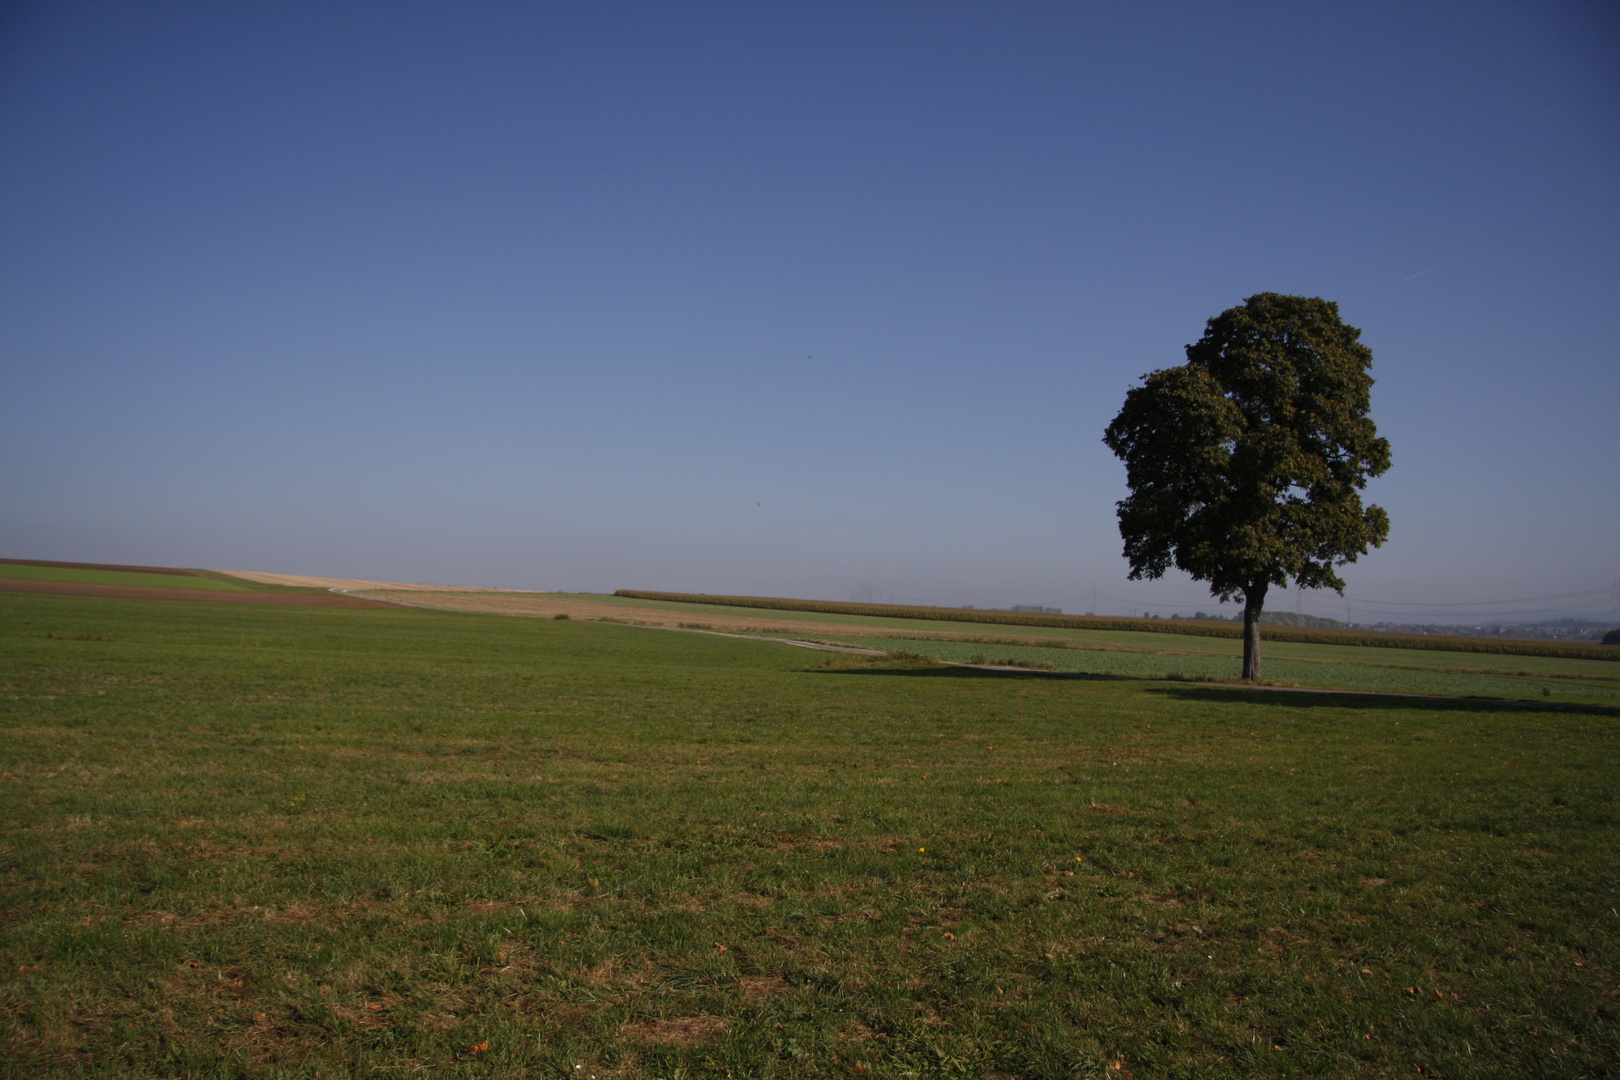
[205,573,973,641]
[0,557,199,576]
[621,1015,728,1045]
[217,571,498,592]
[738,976,790,1002]
[0,578,400,607]
[355,590,925,638]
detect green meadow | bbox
[2,592,1616,1078]
[812,636,1620,707]
[0,563,245,591]
[536,592,1620,707]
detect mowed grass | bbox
[816,636,1620,707]
[1,594,1616,1079]
[0,563,244,590]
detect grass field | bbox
[451,593,1620,708]
[809,636,1620,708]
[2,592,1617,1078]
[0,562,245,591]
[611,591,1620,663]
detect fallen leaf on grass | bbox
[468,1040,489,1055]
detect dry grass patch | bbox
[620,1015,728,1046]
[737,975,789,1002]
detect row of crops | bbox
[613,590,1619,662]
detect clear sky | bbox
[2,1,1616,625]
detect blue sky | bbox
[2,1,1616,624]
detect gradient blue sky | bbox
[2,1,1616,624]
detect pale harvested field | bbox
[219,571,986,641]
[217,571,499,592]
[218,571,885,635]
[351,589,921,638]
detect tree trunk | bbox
[1241,582,1268,681]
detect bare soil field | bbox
[353,589,934,638]
[218,571,502,592]
[0,578,400,607]
[217,572,951,636]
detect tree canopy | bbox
[1103,293,1391,679]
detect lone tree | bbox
[1103,293,1391,680]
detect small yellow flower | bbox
[919,847,926,853]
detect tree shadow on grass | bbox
[807,663,1620,716]
[1147,683,1619,717]
[804,664,1131,682]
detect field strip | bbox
[201,574,1620,709]
[617,622,1620,712]
[221,574,1620,672]
[341,588,977,638]
[645,624,887,656]
[216,570,505,592]
[0,577,398,607]
[329,586,1620,712]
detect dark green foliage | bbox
[1104,294,1391,678]
[1604,628,1620,646]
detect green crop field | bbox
[2,592,1616,1078]
[612,591,1620,664]
[538,593,1620,707]
[809,636,1620,708]
[0,562,245,591]
[547,593,1620,670]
